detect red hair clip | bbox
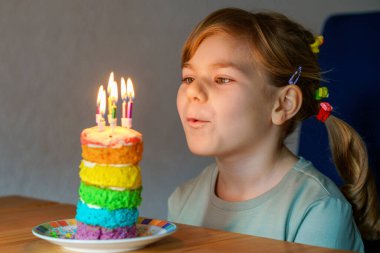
[316,102,333,123]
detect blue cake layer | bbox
[75,201,138,229]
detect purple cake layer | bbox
[75,221,137,240]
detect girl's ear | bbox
[271,85,302,125]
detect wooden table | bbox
[0,196,353,252]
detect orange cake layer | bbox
[81,143,143,164]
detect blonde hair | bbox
[326,116,380,239]
[182,7,380,239]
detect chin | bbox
[186,139,215,157]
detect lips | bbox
[186,117,209,128]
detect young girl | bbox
[168,8,380,252]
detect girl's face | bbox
[177,34,277,158]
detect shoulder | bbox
[169,163,216,201]
[283,158,354,229]
[289,158,364,252]
[295,196,363,251]
[293,158,354,229]
[290,157,347,202]
[167,163,216,221]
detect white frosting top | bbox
[81,126,142,148]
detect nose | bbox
[186,79,207,103]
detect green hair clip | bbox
[315,86,329,100]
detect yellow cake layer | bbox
[81,142,143,164]
[79,161,142,189]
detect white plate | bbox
[32,218,177,252]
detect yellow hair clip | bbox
[310,35,324,54]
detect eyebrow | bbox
[183,61,247,73]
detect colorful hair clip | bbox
[310,35,324,54]
[288,66,302,85]
[316,102,333,123]
[315,86,329,100]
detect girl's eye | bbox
[215,77,232,84]
[182,77,194,84]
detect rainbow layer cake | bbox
[75,126,143,240]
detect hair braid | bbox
[326,116,380,239]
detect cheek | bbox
[176,86,186,119]
[218,92,253,120]
[218,92,269,132]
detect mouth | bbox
[186,117,209,128]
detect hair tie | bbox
[310,35,324,54]
[316,102,332,123]
[315,86,329,100]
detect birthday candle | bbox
[96,85,103,123]
[107,72,114,117]
[127,99,133,118]
[121,77,135,128]
[121,78,127,118]
[127,78,134,119]
[97,85,106,131]
[111,81,118,119]
[100,88,106,118]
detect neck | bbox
[215,143,297,202]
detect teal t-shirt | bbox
[168,157,364,252]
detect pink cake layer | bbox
[75,221,137,240]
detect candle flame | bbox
[100,88,106,115]
[111,81,118,102]
[107,72,114,94]
[121,77,127,100]
[127,78,135,99]
[97,85,104,106]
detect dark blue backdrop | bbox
[298,12,380,251]
[299,12,380,191]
